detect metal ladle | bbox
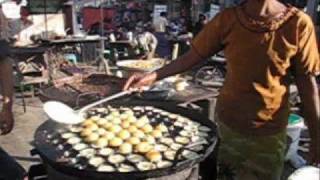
[43,90,133,124]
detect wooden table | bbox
[49,36,109,45]
[10,46,51,112]
[48,36,110,74]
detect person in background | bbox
[0,5,14,137]
[102,18,115,33]
[113,26,126,41]
[194,14,207,36]
[0,3,27,180]
[124,0,320,179]
[125,27,134,42]
[134,24,158,60]
[2,0,22,41]
[153,12,171,59]
[169,20,180,36]
[185,16,194,33]
[153,12,169,34]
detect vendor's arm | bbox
[156,48,203,80]
[124,48,203,90]
[0,57,14,135]
[295,74,320,165]
[124,11,226,90]
[292,15,320,165]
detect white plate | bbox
[116,58,165,72]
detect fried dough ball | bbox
[80,128,93,137]
[135,142,152,154]
[128,126,138,133]
[117,130,131,140]
[85,132,100,143]
[156,124,168,133]
[139,116,149,124]
[142,124,153,134]
[126,137,141,145]
[121,121,131,129]
[145,135,156,144]
[127,116,137,123]
[151,130,163,138]
[120,113,129,120]
[82,119,95,127]
[110,111,120,117]
[97,118,108,126]
[146,150,162,162]
[102,132,115,140]
[119,143,133,154]
[135,120,146,128]
[108,125,122,134]
[86,124,99,131]
[102,122,113,129]
[132,130,145,139]
[111,118,121,125]
[97,128,107,136]
[109,137,123,147]
[95,138,108,148]
[124,110,134,116]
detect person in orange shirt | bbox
[124,0,320,179]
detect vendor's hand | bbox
[309,143,320,166]
[123,72,157,91]
[0,107,14,135]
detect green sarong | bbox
[216,121,287,180]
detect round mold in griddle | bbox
[61,143,73,151]
[132,106,144,112]
[162,120,173,127]
[162,117,170,122]
[73,157,89,170]
[97,164,116,172]
[126,154,146,164]
[87,110,98,117]
[144,106,154,111]
[73,143,89,152]
[154,114,162,119]
[63,149,78,158]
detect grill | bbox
[33,100,218,180]
[39,74,125,107]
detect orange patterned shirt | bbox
[192,6,320,136]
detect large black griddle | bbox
[34,100,218,180]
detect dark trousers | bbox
[154,32,171,59]
[0,148,26,180]
[0,40,10,59]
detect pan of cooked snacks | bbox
[33,101,217,179]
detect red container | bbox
[82,7,116,31]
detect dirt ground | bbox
[0,97,45,170]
